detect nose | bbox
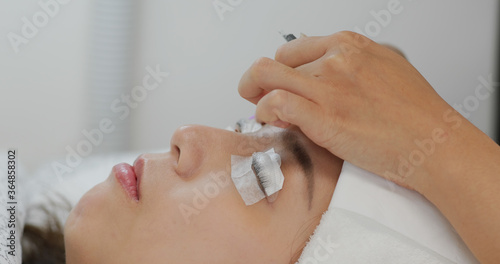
[170,125,214,177]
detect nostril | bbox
[169,125,206,177]
[174,145,180,161]
[170,143,180,162]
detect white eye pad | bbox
[235,118,262,133]
[230,148,284,206]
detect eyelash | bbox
[251,154,271,195]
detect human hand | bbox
[238,31,465,190]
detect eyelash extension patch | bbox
[231,148,284,206]
[251,151,283,203]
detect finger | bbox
[294,60,319,77]
[255,89,323,133]
[274,35,330,68]
[238,57,320,105]
[275,31,374,68]
[381,43,407,60]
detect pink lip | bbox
[113,163,139,201]
[133,156,145,199]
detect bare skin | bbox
[64,125,343,263]
[238,31,500,263]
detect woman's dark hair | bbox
[22,194,71,264]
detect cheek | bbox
[136,173,269,261]
[156,170,238,225]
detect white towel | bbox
[297,162,478,264]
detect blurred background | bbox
[0,0,498,176]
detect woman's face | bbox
[64,124,343,263]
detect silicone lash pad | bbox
[230,148,284,206]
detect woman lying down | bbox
[63,121,342,263]
[22,119,477,264]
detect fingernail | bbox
[299,33,308,38]
[271,120,290,128]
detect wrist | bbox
[411,115,500,264]
[414,115,499,204]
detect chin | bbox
[64,181,110,264]
[65,180,109,242]
[73,180,109,218]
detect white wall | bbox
[0,0,92,172]
[132,0,498,152]
[0,0,498,173]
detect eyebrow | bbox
[281,130,314,209]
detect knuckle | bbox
[320,43,366,70]
[266,89,288,108]
[320,54,345,72]
[329,31,353,45]
[330,31,372,49]
[352,33,373,49]
[252,57,273,70]
[250,57,274,82]
[274,43,289,62]
[336,30,358,41]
